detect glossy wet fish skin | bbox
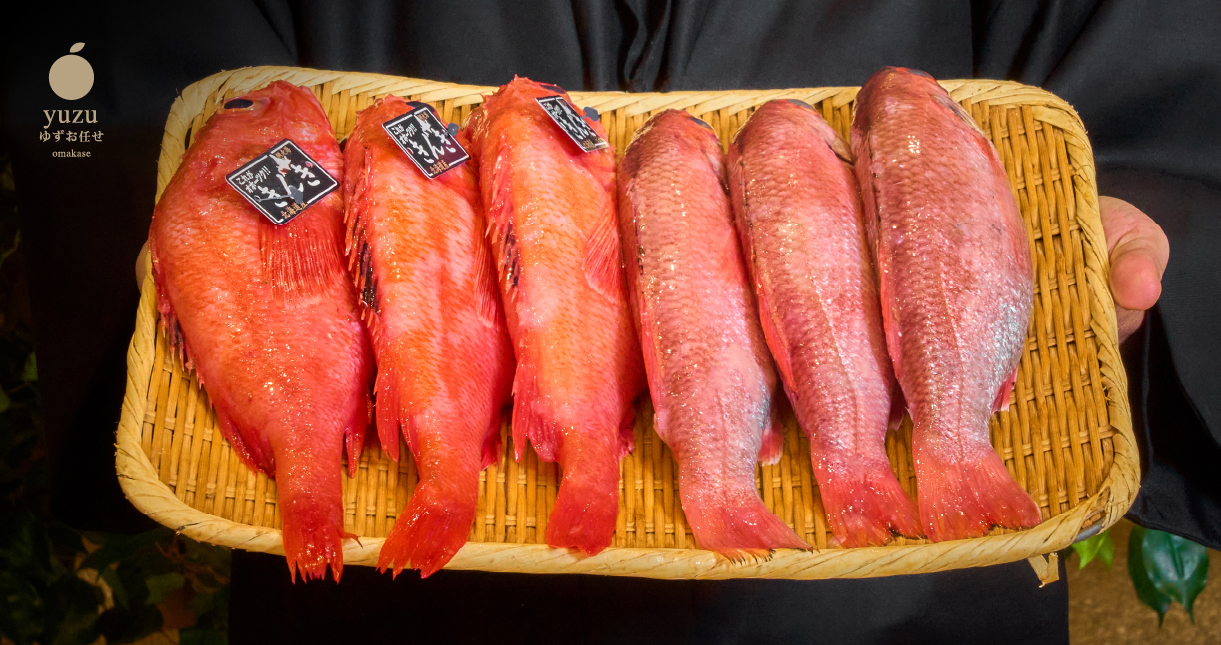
[618,109,807,556]
[852,67,1040,541]
[729,99,920,547]
[466,78,646,555]
[149,81,373,581]
[343,96,515,578]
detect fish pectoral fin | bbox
[583,210,626,300]
[473,238,503,329]
[259,211,343,299]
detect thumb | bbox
[1099,196,1168,338]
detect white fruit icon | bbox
[49,43,94,101]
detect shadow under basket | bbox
[116,66,1136,583]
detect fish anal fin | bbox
[887,380,907,432]
[993,366,1019,413]
[511,360,558,463]
[481,414,504,470]
[214,407,274,477]
[375,362,401,463]
[583,209,625,299]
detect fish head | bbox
[734,99,853,164]
[624,109,728,194]
[854,67,984,139]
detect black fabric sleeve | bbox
[975,0,1221,545]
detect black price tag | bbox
[382,102,469,179]
[536,95,608,152]
[225,139,339,225]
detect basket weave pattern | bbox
[115,66,1135,580]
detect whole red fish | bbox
[149,81,373,580]
[728,99,920,548]
[466,78,646,555]
[343,96,515,577]
[851,67,1041,542]
[618,109,808,557]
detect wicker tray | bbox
[115,66,1135,582]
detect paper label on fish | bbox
[225,139,339,225]
[381,102,470,179]
[536,95,608,152]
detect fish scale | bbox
[466,78,646,556]
[342,96,515,578]
[149,81,373,581]
[618,109,807,557]
[729,99,921,548]
[851,67,1041,542]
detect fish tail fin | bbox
[814,459,921,547]
[378,480,477,579]
[545,444,620,556]
[276,462,346,583]
[681,487,808,558]
[914,437,1041,542]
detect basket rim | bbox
[116,65,1137,581]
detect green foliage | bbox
[1127,525,1211,625]
[1140,527,1210,621]
[1072,530,1115,572]
[0,146,231,645]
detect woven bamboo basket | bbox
[115,65,1136,583]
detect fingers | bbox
[136,240,150,289]
[1099,196,1169,342]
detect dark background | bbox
[2,1,1218,643]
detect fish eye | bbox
[538,83,565,94]
[783,99,814,110]
[906,69,935,80]
[223,98,255,110]
[687,115,714,131]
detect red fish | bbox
[343,96,515,577]
[618,109,808,557]
[851,67,1041,542]
[149,81,373,580]
[466,78,646,555]
[728,99,920,547]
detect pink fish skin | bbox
[149,81,374,581]
[851,67,1041,542]
[618,109,807,558]
[343,96,515,578]
[728,99,921,548]
[466,78,646,556]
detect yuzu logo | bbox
[49,43,94,100]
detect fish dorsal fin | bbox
[260,203,344,301]
[583,207,625,299]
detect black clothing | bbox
[3,1,1217,642]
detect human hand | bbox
[1100,196,1169,343]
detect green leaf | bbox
[180,627,228,645]
[99,565,128,609]
[79,530,165,572]
[22,353,36,382]
[1129,525,1172,625]
[1142,528,1210,621]
[1072,531,1114,571]
[0,387,10,414]
[144,572,185,605]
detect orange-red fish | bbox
[852,67,1041,541]
[618,109,807,557]
[729,99,920,547]
[466,78,646,555]
[149,81,373,580]
[342,96,515,578]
